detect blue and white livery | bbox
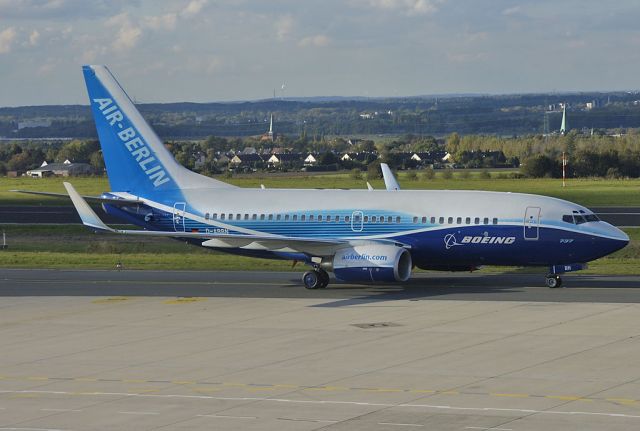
[63,66,630,289]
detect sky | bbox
[1,0,639,106]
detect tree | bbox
[520,155,560,178]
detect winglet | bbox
[63,182,114,232]
[380,163,401,191]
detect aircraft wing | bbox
[62,182,377,257]
[11,189,142,207]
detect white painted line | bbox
[2,389,640,420]
[466,427,512,431]
[278,417,338,423]
[0,428,72,431]
[378,423,424,427]
[197,414,256,420]
[117,411,159,415]
[41,409,83,412]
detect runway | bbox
[2,269,640,430]
[2,269,640,303]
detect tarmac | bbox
[2,269,640,430]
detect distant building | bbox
[17,119,52,130]
[26,160,94,178]
[260,114,275,142]
[304,154,318,166]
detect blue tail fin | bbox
[82,65,234,199]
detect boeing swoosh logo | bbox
[444,233,462,250]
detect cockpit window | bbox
[563,213,599,224]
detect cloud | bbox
[0,0,132,20]
[298,34,330,47]
[180,0,207,19]
[106,13,142,50]
[143,13,177,31]
[28,29,40,46]
[0,27,17,54]
[275,14,294,41]
[358,0,443,16]
[501,6,521,16]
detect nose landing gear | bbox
[545,274,562,288]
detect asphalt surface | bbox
[0,205,638,226]
[2,269,640,303]
[3,269,640,430]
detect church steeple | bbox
[560,104,567,135]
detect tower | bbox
[560,103,567,135]
[267,114,274,142]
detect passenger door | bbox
[351,210,364,232]
[173,202,186,232]
[523,206,540,240]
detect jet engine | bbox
[331,244,412,283]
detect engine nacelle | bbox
[332,244,412,283]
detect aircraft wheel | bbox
[303,270,322,289]
[317,269,330,288]
[545,274,562,288]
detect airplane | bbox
[19,65,630,289]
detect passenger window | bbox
[345,216,350,223]
[260,214,265,220]
[422,216,427,223]
[212,213,217,220]
[438,217,444,224]
[364,216,369,222]
[456,217,462,224]
[301,215,306,221]
[205,213,210,220]
[285,214,290,221]
[309,215,314,222]
[430,217,436,224]
[448,217,453,224]
[220,214,225,220]
[474,217,480,224]
[276,214,281,221]
[228,214,233,220]
[465,217,470,224]
[236,213,241,220]
[396,216,401,223]
[318,215,323,222]
[252,214,257,220]
[244,214,249,220]
[374,216,379,223]
[268,214,273,221]
[483,217,489,225]
[388,216,393,223]
[492,218,498,225]
[413,216,418,223]
[293,215,298,221]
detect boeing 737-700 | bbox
[18,66,630,289]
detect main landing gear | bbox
[302,268,330,289]
[545,274,562,289]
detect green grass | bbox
[1,224,638,274]
[3,173,639,207]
